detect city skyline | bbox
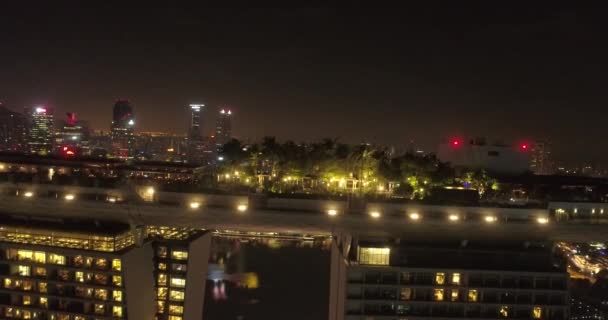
[1,5,608,164]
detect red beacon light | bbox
[519,143,529,151]
[450,138,463,147]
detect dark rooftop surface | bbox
[358,239,565,273]
[0,213,131,236]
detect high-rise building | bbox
[28,106,54,155]
[530,140,553,175]
[0,215,211,320]
[215,108,232,152]
[329,238,570,320]
[54,113,91,156]
[111,100,136,159]
[187,104,205,163]
[0,103,28,153]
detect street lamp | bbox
[189,202,201,209]
[327,209,338,216]
[408,213,421,220]
[484,216,497,223]
[64,194,75,201]
[448,214,459,222]
[23,191,34,198]
[237,204,248,212]
[370,211,381,219]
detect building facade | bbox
[0,216,211,320]
[437,138,530,175]
[110,100,135,159]
[187,104,205,164]
[54,113,91,157]
[331,238,570,320]
[530,141,553,175]
[0,104,28,153]
[28,107,54,155]
[214,108,232,152]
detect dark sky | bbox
[1,4,607,164]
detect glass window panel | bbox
[435,272,445,285]
[171,250,188,260]
[358,247,390,265]
[434,289,444,301]
[170,277,186,288]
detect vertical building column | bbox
[328,232,351,320]
[184,231,213,320]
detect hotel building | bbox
[0,216,211,320]
[330,238,570,320]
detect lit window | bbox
[170,289,185,301]
[434,289,444,301]
[157,301,166,314]
[75,272,84,283]
[23,295,31,305]
[158,262,167,270]
[468,289,478,302]
[158,273,167,286]
[33,252,46,263]
[94,303,105,315]
[168,316,183,320]
[171,250,188,260]
[533,306,542,319]
[113,290,122,302]
[499,306,509,318]
[112,306,122,318]
[3,278,11,288]
[94,288,108,301]
[157,287,168,300]
[48,254,65,265]
[435,273,445,285]
[34,267,46,277]
[18,265,31,276]
[169,304,184,315]
[451,289,459,302]
[22,280,32,291]
[22,310,31,319]
[157,246,167,258]
[452,273,461,285]
[112,259,121,271]
[171,277,186,288]
[95,258,108,269]
[40,297,48,308]
[358,247,390,265]
[400,288,412,301]
[112,275,122,287]
[17,250,33,261]
[39,282,47,293]
[85,257,93,267]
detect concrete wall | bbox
[328,234,349,320]
[184,231,213,320]
[123,241,156,320]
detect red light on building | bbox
[62,146,76,157]
[519,143,529,151]
[450,138,463,147]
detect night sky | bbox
[1,4,607,164]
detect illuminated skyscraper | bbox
[215,108,232,151]
[530,140,553,175]
[111,100,135,159]
[0,103,28,153]
[28,106,54,155]
[55,112,90,156]
[187,104,205,163]
[188,104,203,140]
